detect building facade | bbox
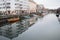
[36,4,45,13]
[29,0,37,14]
[0,0,30,15]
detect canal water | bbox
[0,14,60,40]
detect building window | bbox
[3,0,4,1]
[3,7,5,8]
[15,3,19,5]
[20,1,23,3]
[22,11,24,13]
[8,11,10,14]
[20,4,22,6]
[0,0,5,1]
[20,7,22,9]
[6,6,10,8]
[7,0,10,1]
[15,3,18,5]
[15,0,19,1]
[7,3,10,5]
[3,3,5,5]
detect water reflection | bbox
[0,15,38,40]
[58,18,60,22]
[0,22,29,40]
[13,14,60,40]
[0,14,60,40]
[56,14,60,23]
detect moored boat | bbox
[7,18,20,23]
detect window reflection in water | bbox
[0,14,38,40]
[0,14,60,40]
[0,22,29,40]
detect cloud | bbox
[33,0,60,9]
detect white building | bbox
[0,0,30,15]
[29,0,37,14]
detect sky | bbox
[33,0,60,9]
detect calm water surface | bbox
[0,14,60,40]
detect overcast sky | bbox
[33,0,60,9]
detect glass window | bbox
[15,0,19,1]
[7,3,10,5]
[15,3,18,5]
[6,6,10,8]
[3,0,4,1]
[15,3,19,5]
[0,0,5,1]
[3,7,5,8]
[20,4,22,6]
[20,1,23,3]
[20,7,22,9]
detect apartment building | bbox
[0,0,29,15]
[29,0,37,14]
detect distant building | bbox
[56,8,60,14]
[29,0,37,14]
[0,0,30,15]
[36,4,45,13]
